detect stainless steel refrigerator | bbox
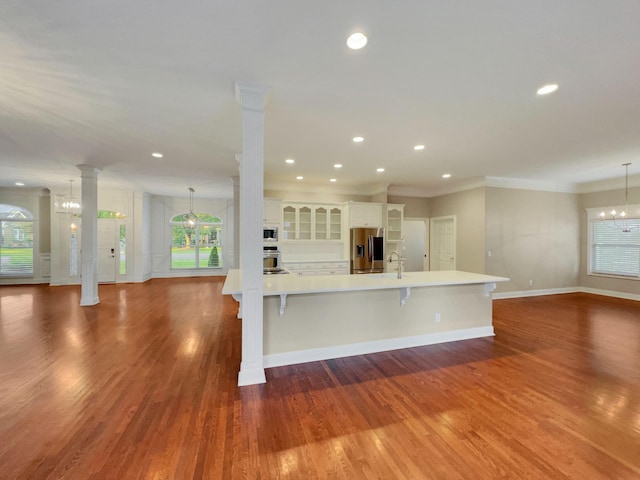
[350,227,385,274]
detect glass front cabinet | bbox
[386,204,404,242]
[282,203,343,241]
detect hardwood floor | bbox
[1,279,639,479]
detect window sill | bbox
[587,272,640,281]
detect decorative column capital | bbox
[235,82,271,111]
[76,164,101,177]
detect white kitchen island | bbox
[223,270,509,372]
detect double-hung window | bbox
[588,207,640,278]
[0,204,34,276]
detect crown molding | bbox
[265,179,389,197]
[484,177,578,193]
[266,174,640,200]
[388,177,487,198]
[574,174,640,194]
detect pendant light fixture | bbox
[183,187,198,230]
[59,179,81,215]
[599,163,637,232]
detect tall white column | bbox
[231,174,240,269]
[235,82,270,386]
[77,164,100,306]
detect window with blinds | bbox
[590,219,640,277]
[0,204,34,276]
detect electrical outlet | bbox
[487,250,492,257]
[529,279,534,286]
[435,313,441,323]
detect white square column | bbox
[235,82,270,386]
[77,164,101,306]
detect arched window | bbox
[170,213,223,269]
[0,204,34,276]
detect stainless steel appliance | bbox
[350,227,384,274]
[263,226,278,242]
[263,246,280,270]
[263,246,285,274]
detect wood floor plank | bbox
[1,281,639,479]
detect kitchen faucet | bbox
[388,251,404,279]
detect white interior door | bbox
[430,216,456,271]
[97,219,117,283]
[403,219,428,271]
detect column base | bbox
[80,296,100,306]
[238,367,266,386]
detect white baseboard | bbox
[493,286,640,302]
[579,287,640,302]
[493,287,579,299]
[263,326,495,369]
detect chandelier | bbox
[183,187,198,230]
[60,179,81,215]
[599,163,637,232]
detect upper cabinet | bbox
[329,207,343,240]
[348,202,382,228]
[263,198,281,225]
[386,204,404,242]
[282,204,298,240]
[282,203,343,241]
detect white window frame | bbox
[169,214,223,270]
[587,206,640,279]
[0,204,34,277]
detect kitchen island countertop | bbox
[222,269,509,296]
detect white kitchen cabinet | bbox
[263,198,281,224]
[298,205,312,240]
[329,206,343,240]
[386,204,404,242]
[282,203,343,241]
[314,206,328,240]
[348,202,382,228]
[314,205,344,240]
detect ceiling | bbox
[2,1,640,199]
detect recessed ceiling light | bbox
[334,164,343,169]
[15,181,25,186]
[152,152,163,158]
[285,158,295,164]
[414,145,425,151]
[376,168,385,173]
[346,32,367,50]
[442,173,451,179]
[330,178,337,183]
[296,176,303,180]
[352,136,364,143]
[536,84,558,95]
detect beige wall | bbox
[485,187,580,292]
[388,195,429,218]
[579,186,640,295]
[429,187,485,274]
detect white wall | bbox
[150,195,232,277]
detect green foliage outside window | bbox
[170,213,223,269]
